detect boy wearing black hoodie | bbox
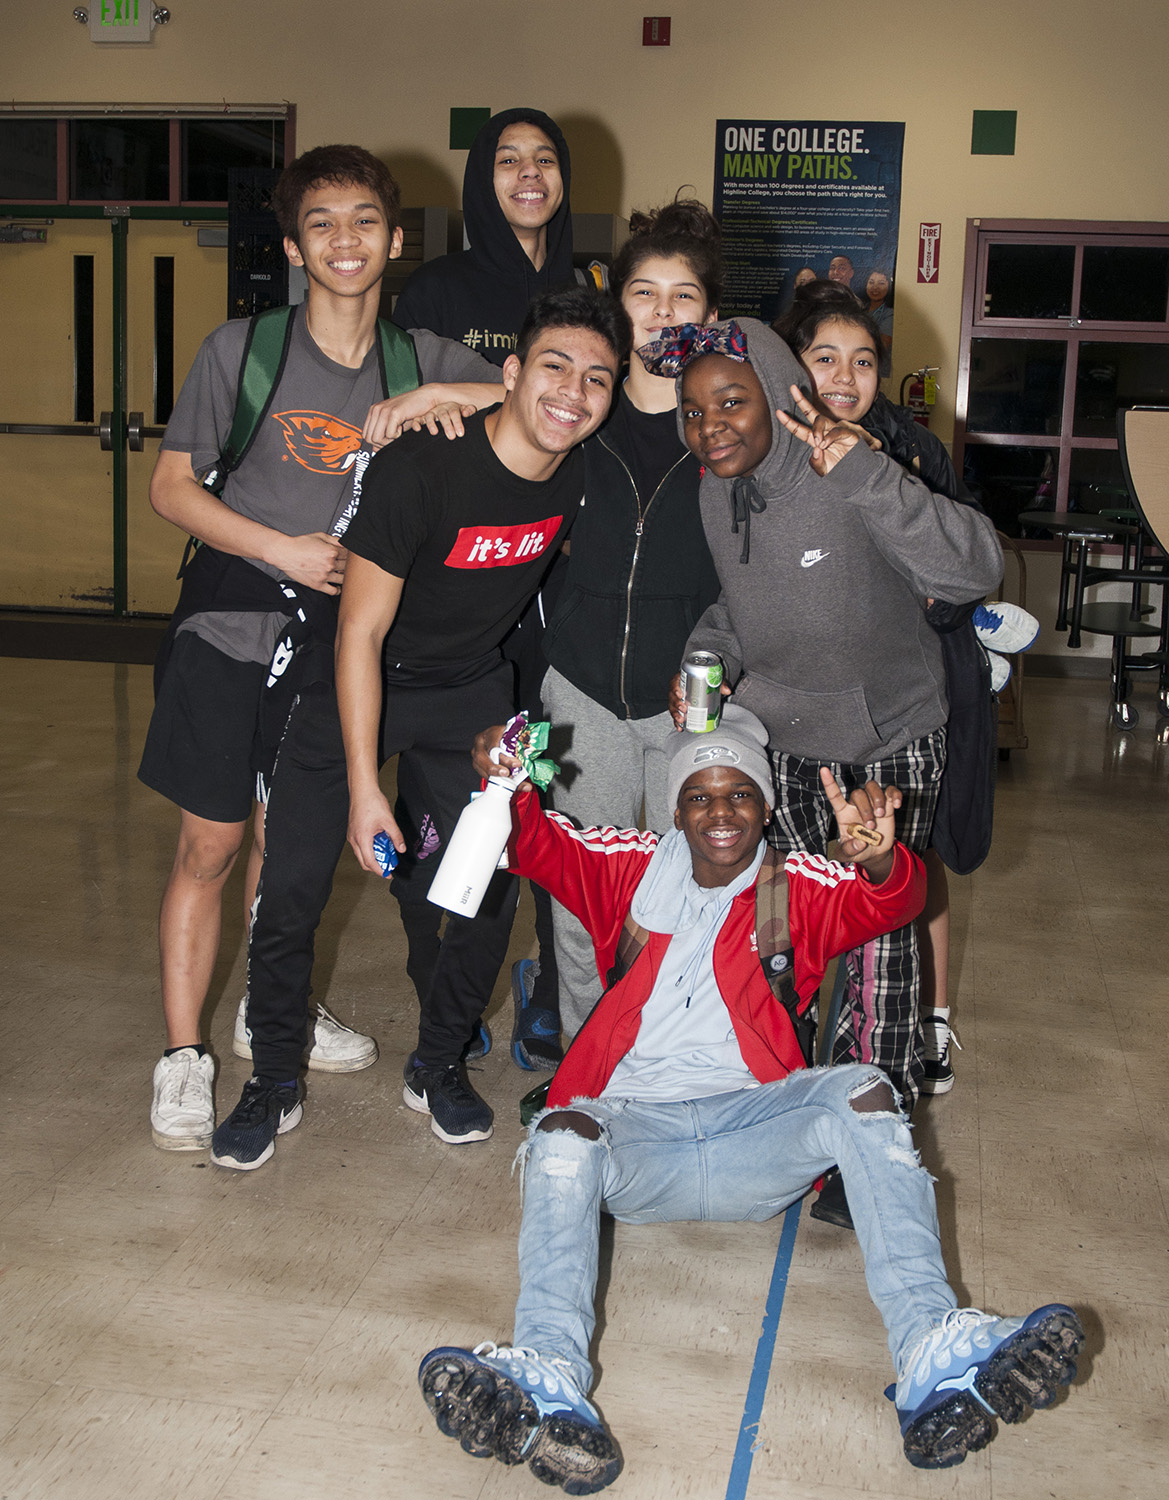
[393,108,575,365]
[393,108,578,1067]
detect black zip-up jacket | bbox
[543,398,721,721]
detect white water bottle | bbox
[427,777,518,918]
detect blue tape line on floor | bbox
[725,1199,802,1500]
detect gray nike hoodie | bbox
[682,319,1002,763]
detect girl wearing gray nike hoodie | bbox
[645,318,1001,1106]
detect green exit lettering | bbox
[101,2,141,25]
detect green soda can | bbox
[681,651,724,733]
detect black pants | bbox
[246,660,518,1079]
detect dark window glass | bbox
[182,120,285,202]
[1073,342,1169,438]
[967,339,1066,435]
[154,257,175,424]
[1079,246,1169,323]
[0,119,57,199]
[1068,448,1128,515]
[74,256,95,422]
[71,119,170,201]
[984,243,1074,320]
[962,444,1057,536]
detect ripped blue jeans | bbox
[513,1064,956,1393]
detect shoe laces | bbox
[422,1062,483,1107]
[474,1343,582,1399]
[979,604,1004,631]
[159,1050,204,1108]
[901,1308,996,1384]
[230,1077,294,1125]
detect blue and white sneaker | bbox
[209,1076,302,1171]
[892,1304,1084,1469]
[973,601,1040,655]
[418,1341,622,1494]
[464,1021,493,1062]
[511,958,564,1072]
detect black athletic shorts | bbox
[138,629,267,823]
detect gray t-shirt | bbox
[160,309,497,663]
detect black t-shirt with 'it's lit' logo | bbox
[344,408,581,672]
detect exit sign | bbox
[89,3,156,43]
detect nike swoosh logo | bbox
[800,551,830,568]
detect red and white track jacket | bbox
[505,789,926,1107]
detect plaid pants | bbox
[767,728,946,1104]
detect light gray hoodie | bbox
[683,319,1002,763]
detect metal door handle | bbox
[128,411,144,452]
[100,411,113,450]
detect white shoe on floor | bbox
[151,1047,215,1150]
[232,996,378,1073]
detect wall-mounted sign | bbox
[87,3,156,44]
[713,118,905,346]
[917,223,941,283]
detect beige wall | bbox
[5,0,1169,444]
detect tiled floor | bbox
[1,658,1166,1498]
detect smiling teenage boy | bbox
[335,288,629,1146]
[141,145,503,1155]
[391,108,573,366]
[416,708,1085,1492]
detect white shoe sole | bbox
[402,1082,493,1144]
[209,1101,303,1171]
[232,1034,379,1073]
[151,1123,213,1151]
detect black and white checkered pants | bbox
[767,728,946,1105]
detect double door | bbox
[0,208,225,614]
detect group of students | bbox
[138,112,1082,1493]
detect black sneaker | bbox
[510,959,564,1072]
[920,1012,960,1096]
[209,1076,303,1171]
[808,1167,854,1230]
[404,1055,494,1143]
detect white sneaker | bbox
[972,601,1040,655]
[151,1048,215,1150]
[985,649,1012,694]
[232,997,378,1073]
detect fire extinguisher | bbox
[900,366,939,429]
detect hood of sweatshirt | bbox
[670,317,814,502]
[463,107,575,291]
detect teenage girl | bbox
[540,197,724,1037]
[774,281,1024,1095]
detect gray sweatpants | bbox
[541,664,677,1037]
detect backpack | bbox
[200,303,422,497]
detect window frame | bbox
[0,105,294,208]
[955,217,1169,541]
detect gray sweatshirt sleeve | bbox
[820,439,1003,604]
[685,593,744,683]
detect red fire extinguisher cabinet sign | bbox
[917,223,941,283]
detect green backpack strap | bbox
[375,318,422,399]
[202,305,297,498]
[755,845,816,1065]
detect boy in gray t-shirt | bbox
[141,144,500,1153]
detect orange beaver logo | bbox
[272,411,364,474]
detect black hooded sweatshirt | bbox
[392,108,575,367]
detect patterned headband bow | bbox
[637,321,749,379]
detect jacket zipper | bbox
[598,431,689,718]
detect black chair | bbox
[1075,407,1169,729]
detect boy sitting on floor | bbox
[417,706,1085,1494]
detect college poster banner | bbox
[713,120,905,341]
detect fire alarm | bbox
[643,17,671,46]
